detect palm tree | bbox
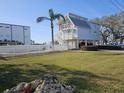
[36,9,65,47]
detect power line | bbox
[117,0,124,6]
[115,0,124,9]
[110,0,123,11]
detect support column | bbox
[93,40,96,46]
[67,41,69,50]
[23,26,25,45]
[10,25,13,42]
[76,39,79,49]
[85,40,88,46]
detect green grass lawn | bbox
[0,51,124,93]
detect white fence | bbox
[0,45,68,56]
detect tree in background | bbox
[92,13,124,45]
[36,9,65,47]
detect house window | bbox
[24,29,28,30]
[73,30,76,33]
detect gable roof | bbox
[68,13,91,29]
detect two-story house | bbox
[57,13,101,49]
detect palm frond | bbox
[54,14,65,21]
[36,17,50,23]
[49,9,55,19]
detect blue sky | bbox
[0,0,123,43]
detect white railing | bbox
[64,35,77,40]
[0,45,68,56]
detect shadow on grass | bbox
[0,63,121,93]
[0,64,47,92]
[97,52,124,56]
[0,56,8,60]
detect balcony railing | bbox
[63,34,77,40]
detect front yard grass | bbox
[0,51,124,93]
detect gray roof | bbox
[69,16,91,29]
[0,23,30,27]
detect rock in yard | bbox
[2,74,75,93]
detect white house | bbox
[57,13,101,49]
[0,23,31,45]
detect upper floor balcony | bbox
[59,20,74,31]
[64,34,77,40]
[61,29,78,40]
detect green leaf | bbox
[49,9,55,20]
[36,17,50,23]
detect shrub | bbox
[81,46,98,51]
[97,45,122,50]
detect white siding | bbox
[24,26,31,45]
[88,23,101,40]
[78,27,100,40]
[0,24,11,40]
[61,29,78,40]
[12,25,24,43]
[0,23,31,45]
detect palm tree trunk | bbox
[50,19,54,47]
[120,36,123,44]
[10,25,13,43]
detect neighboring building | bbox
[0,23,31,45]
[57,13,101,49]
